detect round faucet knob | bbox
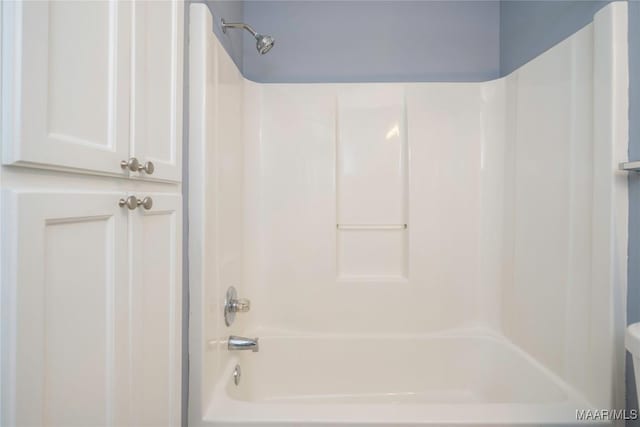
[231,298,250,313]
[224,286,251,326]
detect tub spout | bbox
[228,335,259,352]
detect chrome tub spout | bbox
[228,335,259,352]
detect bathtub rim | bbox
[204,330,595,425]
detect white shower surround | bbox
[188,2,629,426]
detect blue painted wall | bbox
[241,1,501,83]
[499,1,610,75]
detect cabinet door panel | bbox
[130,193,182,426]
[2,1,131,176]
[1,191,130,427]
[131,1,183,182]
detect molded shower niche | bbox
[336,88,409,281]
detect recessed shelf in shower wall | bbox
[336,224,409,281]
[336,87,408,281]
[337,224,407,230]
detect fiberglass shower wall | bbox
[241,81,505,333]
[189,3,627,422]
[240,22,624,410]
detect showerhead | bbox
[256,34,275,55]
[221,19,275,55]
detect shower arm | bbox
[220,18,275,55]
[221,20,258,38]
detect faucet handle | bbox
[224,286,250,326]
[230,298,250,313]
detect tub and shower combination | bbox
[188,3,629,426]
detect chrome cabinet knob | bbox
[118,195,153,210]
[138,196,153,210]
[120,157,155,174]
[139,161,154,174]
[120,157,140,171]
[118,195,139,210]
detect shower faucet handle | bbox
[230,298,250,313]
[224,286,251,326]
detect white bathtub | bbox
[204,333,599,426]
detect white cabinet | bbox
[130,1,184,182]
[2,191,130,426]
[1,191,182,426]
[1,0,183,182]
[0,1,184,425]
[1,1,132,176]
[130,194,182,426]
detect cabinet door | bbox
[129,193,182,426]
[130,1,184,182]
[1,191,130,427]
[2,1,132,177]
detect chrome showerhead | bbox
[256,34,275,55]
[221,19,275,55]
